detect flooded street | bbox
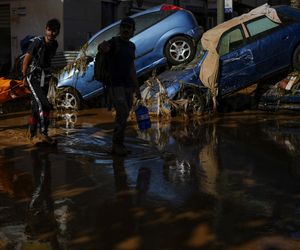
[1,109,300,250]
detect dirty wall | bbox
[7,0,64,64]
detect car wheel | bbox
[55,88,81,110]
[292,45,300,70]
[165,36,195,65]
[182,88,206,114]
[172,87,206,116]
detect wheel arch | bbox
[56,86,83,99]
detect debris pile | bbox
[141,75,211,118]
[259,71,300,111]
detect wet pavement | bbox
[1,109,300,250]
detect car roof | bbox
[130,5,163,17]
[201,3,282,52]
[131,4,187,17]
[88,4,181,44]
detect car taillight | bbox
[160,4,184,11]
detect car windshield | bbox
[171,41,207,71]
[84,24,120,58]
[81,11,174,58]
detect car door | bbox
[218,25,258,96]
[244,16,293,76]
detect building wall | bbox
[4,0,63,64]
[116,0,131,21]
[239,0,268,7]
[101,0,132,27]
[64,0,102,51]
[0,3,11,74]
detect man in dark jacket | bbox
[99,17,141,156]
[22,18,60,145]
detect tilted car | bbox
[141,4,300,114]
[55,4,203,109]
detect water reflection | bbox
[198,123,219,196]
[94,155,152,249]
[0,147,32,247]
[136,116,300,247]
[0,148,32,201]
[263,119,300,179]
[54,111,78,135]
[22,147,62,249]
[37,110,300,248]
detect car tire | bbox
[55,87,81,110]
[165,36,195,65]
[182,87,206,114]
[292,45,300,70]
[171,87,206,116]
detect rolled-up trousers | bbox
[27,73,52,136]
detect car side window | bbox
[85,24,120,57]
[133,11,174,35]
[218,27,244,56]
[246,16,279,37]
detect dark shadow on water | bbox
[23,146,61,249]
[1,111,300,249]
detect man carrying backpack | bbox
[22,18,60,145]
[98,17,141,156]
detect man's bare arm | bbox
[22,53,32,82]
[130,62,141,100]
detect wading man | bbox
[22,18,60,145]
[99,17,141,156]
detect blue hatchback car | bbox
[141,5,300,114]
[56,4,202,109]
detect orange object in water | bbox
[0,77,30,104]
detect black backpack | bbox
[11,36,43,80]
[94,48,110,84]
[20,35,37,54]
[94,36,120,86]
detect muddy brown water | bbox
[1,109,300,250]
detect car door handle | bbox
[223,57,240,63]
[281,35,289,40]
[223,53,253,64]
[239,53,253,61]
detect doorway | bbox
[0,4,11,77]
[101,1,116,28]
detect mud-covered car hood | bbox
[141,50,207,101]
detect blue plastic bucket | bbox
[135,105,151,131]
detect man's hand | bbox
[98,40,110,53]
[22,75,28,86]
